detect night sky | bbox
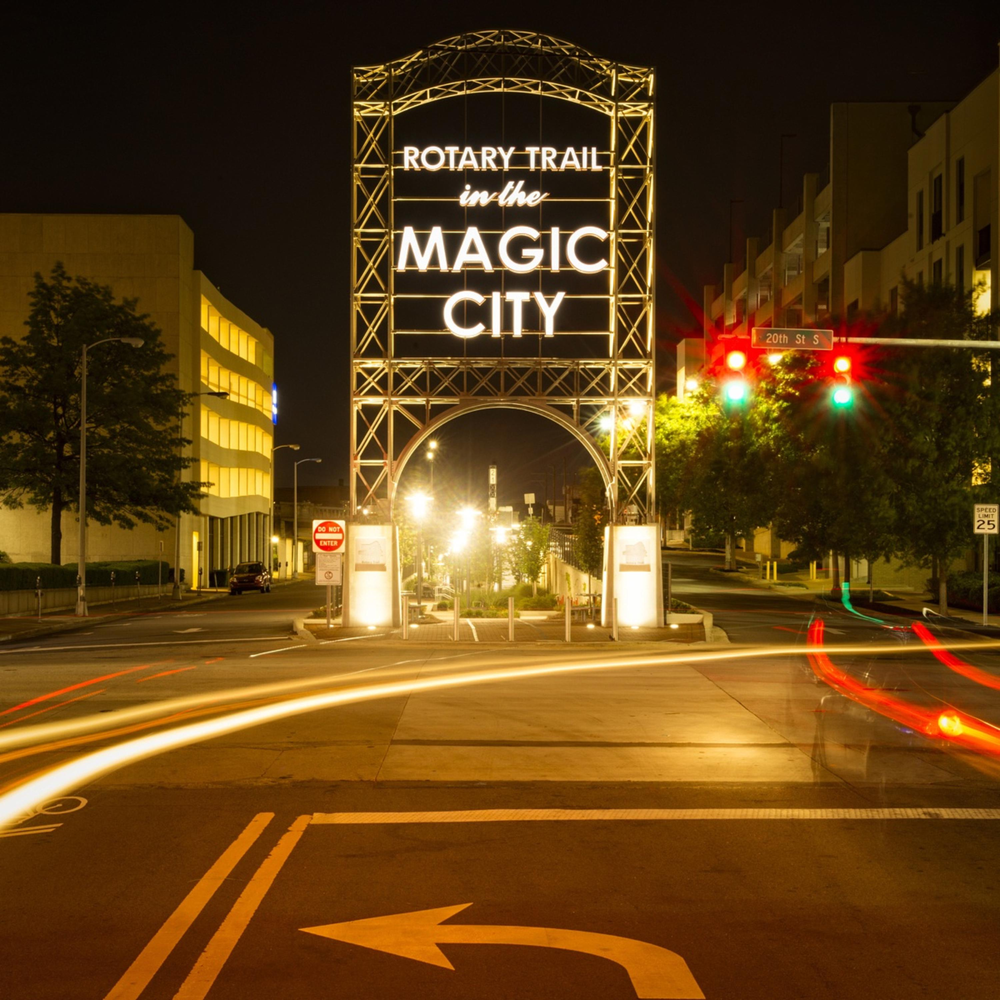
[7,3,998,507]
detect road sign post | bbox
[973,504,998,626]
[315,550,343,630]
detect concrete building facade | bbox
[0,214,276,591]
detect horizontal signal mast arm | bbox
[844,338,1000,349]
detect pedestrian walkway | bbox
[0,589,226,644]
[301,612,708,644]
[708,548,1000,628]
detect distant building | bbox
[684,64,999,589]
[701,99,955,354]
[0,214,276,589]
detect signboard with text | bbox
[312,520,346,554]
[751,328,834,351]
[315,551,343,586]
[974,504,999,535]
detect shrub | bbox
[519,593,558,610]
[944,570,1000,612]
[0,560,171,591]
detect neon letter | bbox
[506,292,531,337]
[499,226,543,273]
[533,291,566,337]
[566,226,609,273]
[397,226,448,272]
[444,291,485,338]
[451,228,493,272]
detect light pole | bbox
[293,457,322,578]
[76,336,144,616]
[458,506,479,606]
[271,443,300,578]
[426,439,437,491]
[407,492,431,606]
[172,390,228,600]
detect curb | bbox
[0,591,225,646]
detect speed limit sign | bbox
[973,504,999,535]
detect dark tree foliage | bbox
[874,278,1000,610]
[0,264,206,564]
[655,276,997,607]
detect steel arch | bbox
[351,30,655,522]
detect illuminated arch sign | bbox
[395,144,609,340]
[351,31,655,526]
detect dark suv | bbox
[228,561,271,595]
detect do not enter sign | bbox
[313,520,346,553]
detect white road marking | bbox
[0,823,62,838]
[311,807,1000,823]
[173,628,204,634]
[465,618,480,642]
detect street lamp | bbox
[407,491,431,605]
[76,336,144,616]
[425,439,438,491]
[172,390,229,600]
[271,443,300,578]
[293,457,322,578]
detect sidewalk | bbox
[0,587,227,645]
[712,550,1000,628]
[296,610,712,645]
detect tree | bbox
[655,382,781,570]
[875,278,1000,611]
[573,465,606,580]
[507,516,550,591]
[0,264,206,564]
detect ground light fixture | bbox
[684,377,699,392]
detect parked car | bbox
[229,561,271,595]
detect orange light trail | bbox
[6,634,1000,829]
[911,622,1000,691]
[0,661,173,717]
[0,689,105,730]
[807,618,1000,755]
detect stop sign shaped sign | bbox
[312,519,345,553]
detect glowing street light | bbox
[293,457,322,578]
[271,443,300,579]
[407,491,432,602]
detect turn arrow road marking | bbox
[300,903,704,999]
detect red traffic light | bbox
[833,355,851,374]
[725,349,747,371]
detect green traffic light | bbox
[724,379,748,403]
[832,385,853,406]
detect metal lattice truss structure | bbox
[351,30,655,521]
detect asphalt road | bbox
[1,569,999,999]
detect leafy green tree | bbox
[0,264,205,564]
[655,382,781,570]
[506,516,550,590]
[875,278,999,611]
[573,465,606,579]
[758,351,899,593]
